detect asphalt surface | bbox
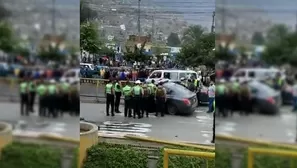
[216,106,297,143]
[80,103,214,144]
[0,102,80,139]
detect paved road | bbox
[216,106,297,143]
[80,103,214,144]
[0,102,79,139]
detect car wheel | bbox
[167,105,178,115]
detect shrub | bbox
[83,142,148,168]
[0,142,62,168]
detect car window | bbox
[90,64,94,70]
[187,73,197,79]
[179,73,186,79]
[234,70,245,77]
[163,83,192,95]
[149,71,162,78]
[248,71,255,78]
[164,72,178,80]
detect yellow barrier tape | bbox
[247,147,297,168]
[163,148,214,168]
[216,135,297,149]
[124,135,215,151]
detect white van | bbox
[60,68,80,85]
[230,68,285,82]
[146,70,198,83]
[80,63,94,70]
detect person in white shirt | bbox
[292,77,297,112]
[207,81,215,113]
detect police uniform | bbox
[19,79,29,116]
[36,81,47,117]
[132,81,143,118]
[231,81,240,111]
[105,81,115,116]
[141,84,151,117]
[240,81,251,115]
[216,82,227,117]
[28,80,36,112]
[61,82,70,113]
[122,83,132,117]
[47,81,57,118]
[155,84,166,117]
[148,82,156,112]
[194,79,200,106]
[114,81,122,113]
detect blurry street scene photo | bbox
[0,0,80,168]
[79,0,216,167]
[215,0,297,167]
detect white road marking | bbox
[202,133,210,138]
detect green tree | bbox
[167,32,181,47]
[251,31,265,45]
[80,21,102,55]
[215,43,236,62]
[262,24,297,66]
[80,0,98,23]
[181,25,206,45]
[176,29,215,68]
[0,21,14,52]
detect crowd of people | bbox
[19,77,79,118]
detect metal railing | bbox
[247,147,297,168]
[163,148,215,168]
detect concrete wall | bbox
[0,122,13,158]
[79,122,98,168]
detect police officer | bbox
[61,82,70,113]
[105,79,115,116]
[155,82,166,117]
[141,84,151,117]
[148,80,156,113]
[122,80,132,117]
[187,79,195,92]
[232,79,240,112]
[28,78,37,112]
[132,80,143,118]
[274,72,284,90]
[47,80,57,118]
[36,80,47,117]
[239,80,251,115]
[19,78,29,116]
[216,79,227,117]
[194,78,201,106]
[180,77,188,87]
[114,79,122,113]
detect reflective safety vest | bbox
[114,82,121,92]
[48,85,56,95]
[122,85,132,96]
[20,82,28,94]
[148,83,156,94]
[133,86,142,96]
[37,84,47,96]
[62,82,70,92]
[106,83,113,94]
[216,84,226,95]
[232,82,240,93]
[194,79,199,87]
[29,81,36,92]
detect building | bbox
[125,35,152,53]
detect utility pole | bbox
[152,15,155,41]
[295,11,297,32]
[137,0,141,36]
[52,0,56,35]
[211,11,215,33]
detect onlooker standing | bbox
[207,81,215,113]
